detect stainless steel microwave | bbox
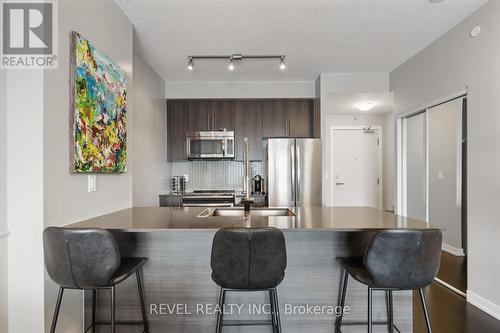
[186,130,235,159]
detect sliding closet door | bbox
[406,112,427,221]
[428,98,464,255]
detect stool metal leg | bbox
[91,289,97,333]
[387,290,394,333]
[136,270,149,333]
[111,286,116,333]
[272,288,283,333]
[336,270,349,332]
[215,288,226,333]
[367,287,373,333]
[50,287,64,333]
[419,288,433,333]
[269,289,277,333]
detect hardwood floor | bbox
[436,251,467,293]
[413,282,500,333]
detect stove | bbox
[181,190,236,207]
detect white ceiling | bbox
[115,0,488,82]
[325,92,394,114]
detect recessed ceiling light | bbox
[357,102,375,112]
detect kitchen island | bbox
[69,207,431,333]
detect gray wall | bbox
[42,0,134,331]
[133,52,169,206]
[391,0,500,315]
[165,81,315,99]
[0,64,7,333]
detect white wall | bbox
[42,0,134,331]
[133,52,169,206]
[319,73,391,207]
[165,81,315,99]
[7,69,45,333]
[382,112,396,212]
[0,65,8,333]
[390,0,500,318]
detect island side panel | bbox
[85,230,412,332]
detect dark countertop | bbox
[67,206,433,232]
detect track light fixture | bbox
[186,54,286,71]
[280,56,286,70]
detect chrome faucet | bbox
[241,138,254,212]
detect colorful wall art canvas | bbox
[70,31,127,173]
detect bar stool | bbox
[335,229,442,333]
[211,227,287,333]
[43,227,149,333]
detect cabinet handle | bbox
[208,112,211,130]
[212,113,215,130]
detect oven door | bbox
[182,196,235,207]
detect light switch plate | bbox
[438,171,444,180]
[88,175,97,192]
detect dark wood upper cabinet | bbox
[235,100,263,161]
[167,100,188,161]
[187,100,212,132]
[169,98,318,161]
[262,99,315,138]
[211,100,235,131]
[262,100,288,137]
[288,99,314,138]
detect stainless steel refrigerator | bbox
[263,138,322,207]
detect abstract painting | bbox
[70,31,127,173]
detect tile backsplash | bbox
[169,160,262,191]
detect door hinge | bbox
[377,177,380,185]
[377,138,380,146]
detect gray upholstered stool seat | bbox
[336,229,442,333]
[211,227,287,333]
[43,227,149,333]
[111,257,148,285]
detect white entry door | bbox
[331,127,382,208]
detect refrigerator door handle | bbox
[291,143,295,204]
[296,144,301,204]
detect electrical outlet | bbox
[88,175,97,192]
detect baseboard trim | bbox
[442,243,465,256]
[467,290,500,321]
[435,278,466,298]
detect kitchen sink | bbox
[197,208,296,218]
